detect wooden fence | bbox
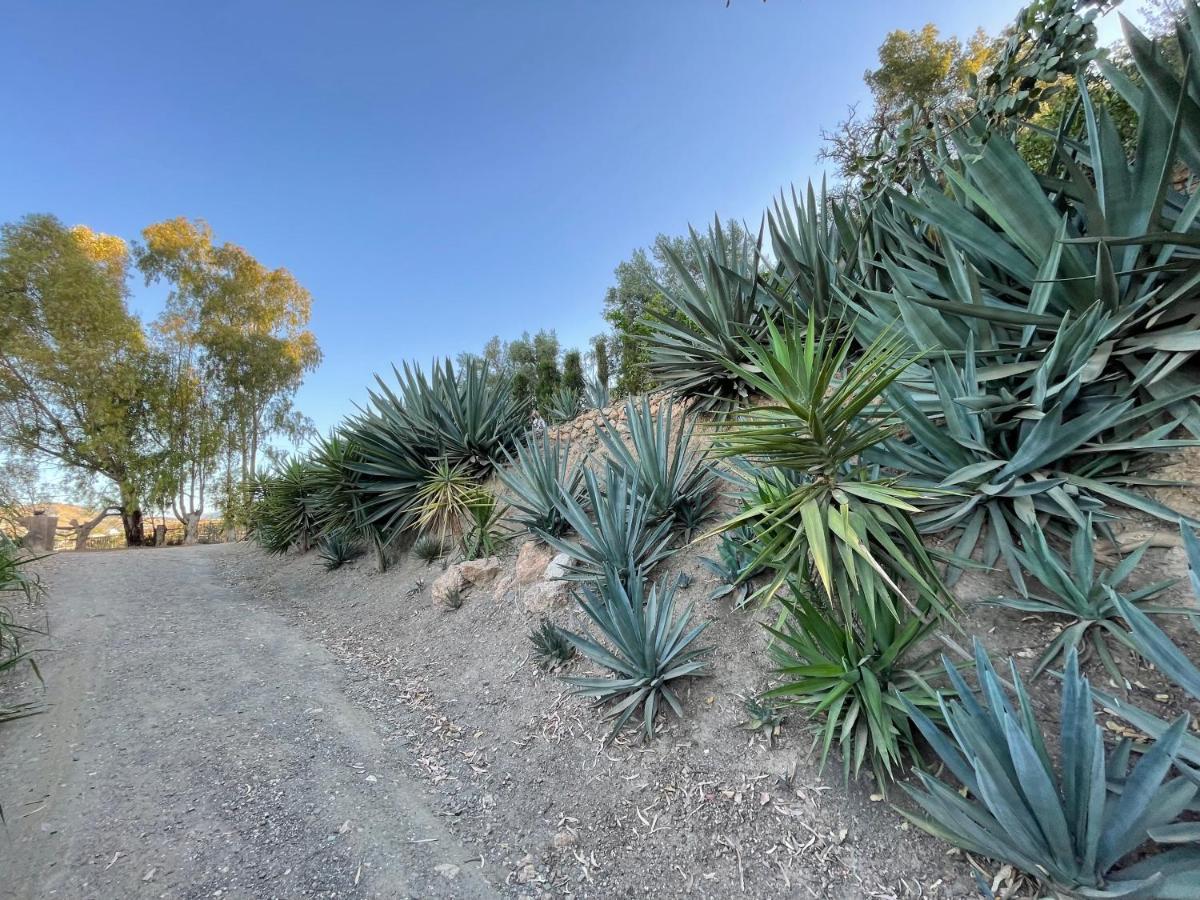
[81,521,239,551]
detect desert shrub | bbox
[984,517,1181,683]
[643,217,775,412]
[536,465,674,587]
[249,458,321,554]
[596,396,716,538]
[529,617,575,670]
[498,432,584,538]
[559,572,709,743]
[901,642,1200,898]
[0,537,44,730]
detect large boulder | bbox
[514,541,553,586]
[431,556,502,608]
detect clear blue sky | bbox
[0,1,1134,436]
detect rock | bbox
[515,541,553,586]
[521,580,570,615]
[550,830,577,850]
[431,567,466,607]
[544,553,572,581]
[458,556,501,586]
[434,863,460,880]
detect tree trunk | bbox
[121,507,144,546]
[73,507,120,551]
[183,510,202,544]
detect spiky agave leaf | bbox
[534,464,675,588]
[315,529,363,571]
[529,617,575,670]
[699,526,768,606]
[596,396,717,537]
[900,642,1200,898]
[543,384,581,425]
[560,573,710,743]
[498,432,584,538]
[984,516,1182,683]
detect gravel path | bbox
[0,545,498,899]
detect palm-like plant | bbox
[713,317,953,621]
[560,573,710,743]
[411,458,479,546]
[985,518,1180,683]
[901,643,1200,899]
[498,432,584,538]
[535,465,675,587]
[766,577,944,788]
[309,430,392,571]
[249,458,321,554]
[644,216,775,412]
[460,488,508,560]
[597,396,716,538]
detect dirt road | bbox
[0,546,497,899]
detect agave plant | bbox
[901,642,1200,898]
[543,384,580,425]
[699,526,768,606]
[596,396,717,538]
[309,430,392,571]
[713,317,953,621]
[412,534,445,565]
[985,518,1181,683]
[852,57,1200,587]
[559,573,710,743]
[498,432,584,538]
[583,375,610,410]
[765,577,945,788]
[249,458,321,554]
[535,465,675,587]
[643,216,775,412]
[315,529,362,571]
[529,617,575,670]
[363,358,530,475]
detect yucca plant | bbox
[316,530,362,571]
[535,465,675,587]
[766,576,945,788]
[309,430,392,572]
[559,572,710,743]
[411,458,479,546]
[543,385,580,425]
[699,526,768,606]
[460,488,508,560]
[713,317,953,621]
[597,396,717,538]
[644,216,775,412]
[498,432,584,538]
[901,643,1200,898]
[529,617,575,670]
[249,458,321,554]
[985,517,1181,683]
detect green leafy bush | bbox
[901,643,1200,898]
[498,432,584,538]
[536,465,674,587]
[560,573,709,743]
[985,518,1180,683]
[597,396,716,538]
